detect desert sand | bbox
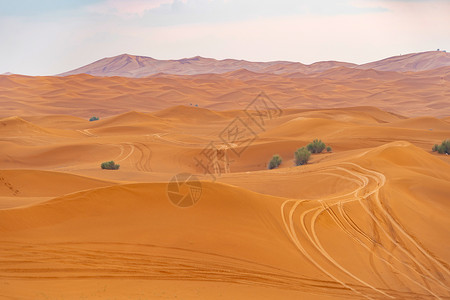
[1,62,450,119]
[0,54,450,299]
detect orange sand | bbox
[1,63,449,118]
[0,66,449,299]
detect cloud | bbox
[86,0,186,17]
[84,0,387,22]
[1,0,449,75]
[0,0,98,16]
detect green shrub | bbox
[444,140,450,153]
[295,147,311,166]
[89,116,99,121]
[307,139,326,154]
[268,155,282,169]
[101,161,120,170]
[326,146,332,152]
[433,139,449,154]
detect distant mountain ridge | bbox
[356,51,450,72]
[58,51,450,78]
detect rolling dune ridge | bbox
[1,60,449,118]
[0,100,449,299]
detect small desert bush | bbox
[307,139,326,154]
[326,146,332,152]
[295,147,311,166]
[268,154,282,169]
[101,161,120,170]
[432,139,450,154]
[89,116,99,121]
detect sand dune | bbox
[382,116,450,131]
[0,116,52,136]
[1,64,449,118]
[88,111,167,128]
[154,105,226,123]
[0,139,449,299]
[0,169,115,200]
[0,169,116,210]
[1,106,448,174]
[1,58,450,300]
[315,67,404,80]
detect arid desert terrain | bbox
[0,51,449,299]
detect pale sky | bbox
[0,0,449,75]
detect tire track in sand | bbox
[281,162,450,299]
[281,200,376,300]
[133,142,152,172]
[313,165,448,298]
[339,164,450,296]
[76,129,96,137]
[314,172,433,291]
[115,143,135,163]
[109,142,152,172]
[0,241,373,298]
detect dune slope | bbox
[0,138,449,299]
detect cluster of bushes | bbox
[268,139,332,169]
[306,139,332,154]
[306,139,325,153]
[268,155,282,169]
[101,161,120,170]
[432,139,450,154]
[295,147,311,165]
[89,116,99,121]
